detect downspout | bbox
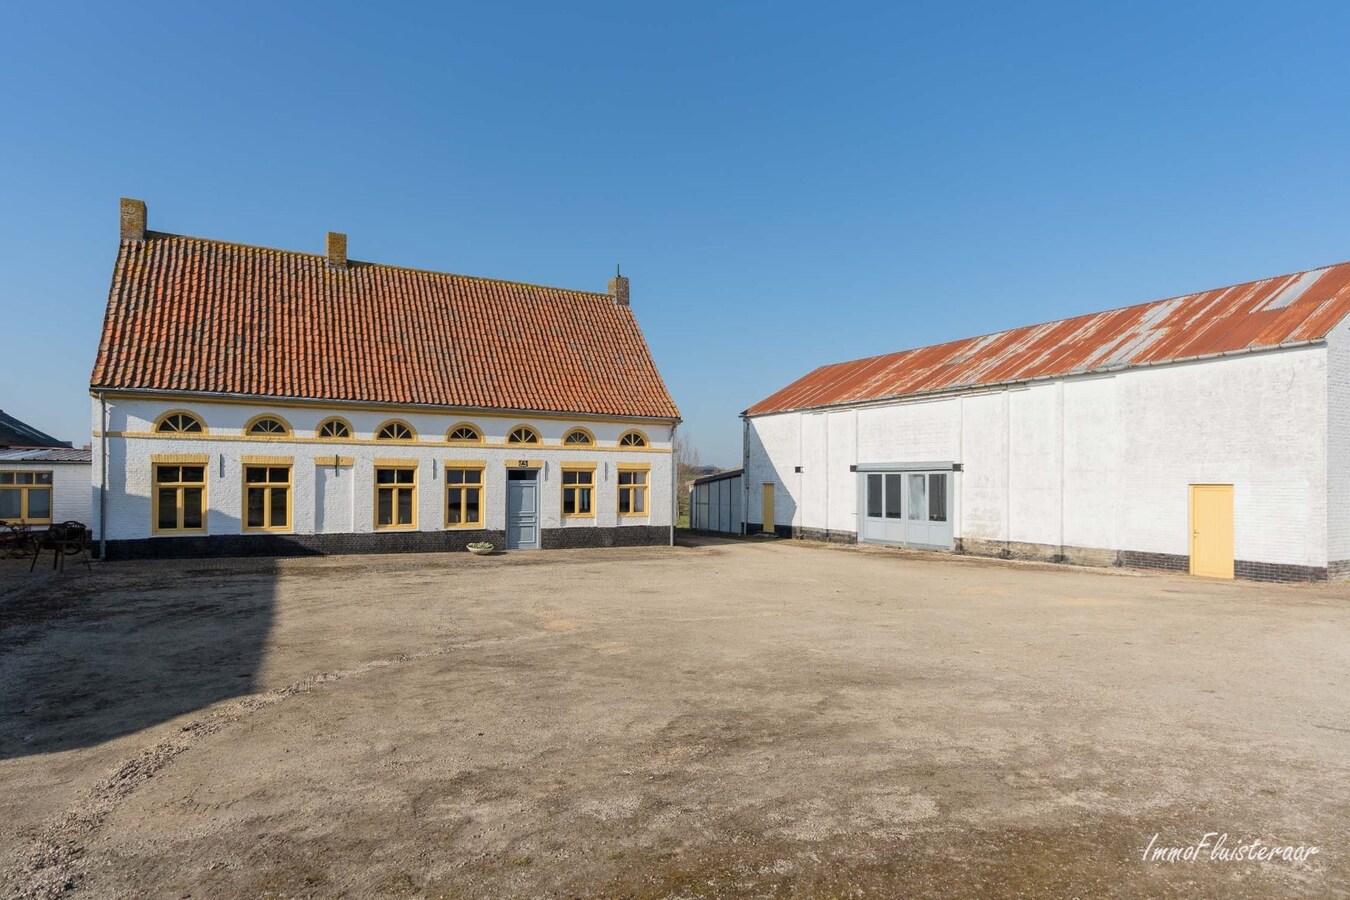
[669,423,677,547]
[1058,380,1066,562]
[98,391,108,561]
[743,417,751,535]
[1004,390,1012,559]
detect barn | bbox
[742,261,1350,581]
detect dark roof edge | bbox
[692,468,744,486]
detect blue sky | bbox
[3,2,1349,465]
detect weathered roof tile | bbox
[91,233,679,420]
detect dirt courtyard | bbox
[1,538,1346,898]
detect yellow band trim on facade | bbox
[560,461,598,470]
[241,455,295,465]
[93,390,678,428]
[444,459,487,468]
[150,453,210,464]
[374,458,420,468]
[95,431,671,453]
[314,455,355,467]
[616,462,652,471]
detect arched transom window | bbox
[564,429,593,445]
[619,430,648,447]
[156,412,204,434]
[376,420,416,441]
[507,426,540,444]
[246,416,290,436]
[446,424,482,443]
[317,418,352,439]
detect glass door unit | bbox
[858,466,954,549]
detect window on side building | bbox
[0,471,53,524]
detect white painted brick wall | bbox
[1323,317,1350,563]
[747,345,1330,566]
[0,461,91,525]
[92,398,673,541]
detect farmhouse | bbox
[90,199,679,559]
[743,262,1350,581]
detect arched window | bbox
[317,417,352,439]
[507,425,540,444]
[446,423,482,443]
[155,412,204,435]
[563,428,594,445]
[619,430,648,447]
[376,420,416,441]
[246,415,290,436]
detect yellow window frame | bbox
[446,422,483,444]
[375,419,418,442]
[561,463,597,519]
[617,462,651,518]
[242,462,293,532]
[618,429,648,447]
[444,463,485,528]
[153,409,207,435]
[152,463,208,534]
[563,427,595,445]
[316,417,353,440]
[0,471,54,525]
[244,414,292,437]
[507,424,541,445]
[374,461,418,530]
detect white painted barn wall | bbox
[92,398,673,541]
[746,345,1329,567]
[0,461,91,525]
[1324,318,1350,569]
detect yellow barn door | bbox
[1190,485,1234,579]
[762,483,775,535]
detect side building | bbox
[743,261,1350,581]
[90,199,679,559]
[0,410,91,527]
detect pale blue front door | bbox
[506,469,539,549]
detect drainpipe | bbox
[669,423,677,546]
[98,391,108,561]
[741,417,750,535]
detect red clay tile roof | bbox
[91,232,679,420]
[746,260,1350,417]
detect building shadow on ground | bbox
[0,551,276,760]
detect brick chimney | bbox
[326,231,347,269]
[120,198,146,242]
[608,266,630,306]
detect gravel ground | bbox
[0,537,1346,898]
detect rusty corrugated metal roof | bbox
[744,260,1350,417]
